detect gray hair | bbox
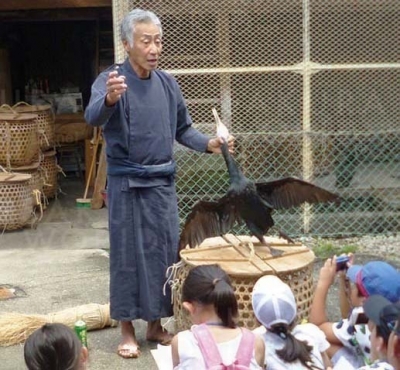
[120,9,162,47]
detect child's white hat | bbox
[252,275,297,329]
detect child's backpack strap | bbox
[192,324,224,368]
[191,324,255,369]
[235,328,255,367]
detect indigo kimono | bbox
[85,59,210,321]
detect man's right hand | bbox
[105,70,127,106]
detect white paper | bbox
[151,344,174,370]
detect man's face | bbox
[124,21,162,78]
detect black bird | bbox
[179,110,340,255]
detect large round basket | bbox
[172,234,315,332]
[12,102,55,151]
[0,173,33,231]
[40,150,58,199]
[10,162,43,206]
[0,113,39,167]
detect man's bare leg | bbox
[146,319,173,345]
[117,321,140,359]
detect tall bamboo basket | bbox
[0,173,33,231]
[10,162,43,206]
[0,112,39,168]
[40,150,58,199]
[172,234,315,332]
[12,102,55,151]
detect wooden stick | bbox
[91,141,107,210]
[83,129,101,200]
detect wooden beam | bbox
[0,0,111,11]
[0,7,112,22]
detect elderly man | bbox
[85,8,234,359]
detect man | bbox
[85,9,234,359]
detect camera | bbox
[336,255,350,271]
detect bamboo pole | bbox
[302,0,313,234]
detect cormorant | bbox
[179,109,340,255]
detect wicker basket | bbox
[40,150,58,199]
[172,234,315,332]
[10,162,43,206]
[0,173,33,231]
[0,112,39,167]
[12,102,55,151]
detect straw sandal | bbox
[147,333,174,346]
[117,344,141,359]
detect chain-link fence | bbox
[112,0,400,237]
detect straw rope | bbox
[0,303,118,347]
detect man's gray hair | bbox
[120,9,162,47]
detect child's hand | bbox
[318,257,337,287]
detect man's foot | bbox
[117,321,140,359]
[146,319,174,345]
[117,344,141,359]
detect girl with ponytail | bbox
[171,264,265,369]
[252,275,332,370]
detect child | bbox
[171,264,265,369]
[24,323,88,370]
[252,275,332,370]
[309,258,400,369]
[388,305,400,370]
[357,295,400,370]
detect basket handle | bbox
[4,122,12,170]
[0,104,17,114]
[32,189,44,223]
[12,101,32,109]
[0,165,10,173]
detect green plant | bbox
[312,240,358,259]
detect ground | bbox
[0,177,398,369]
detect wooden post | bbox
[91,140,107,210]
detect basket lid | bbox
[43,149,56,157]
[0,173,32,183]
[13,104,52,113]
[0,113,38,121]
[179,234,314,277]
[10,161,40,171]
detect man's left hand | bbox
[207,135,235,154]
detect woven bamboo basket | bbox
[0,112,39,167]
[172,234,315,332]
[39,150,60,199]
[10,162,43,206]
[40,150,58,199]
[0,173,33,231]
[12,102,55,151]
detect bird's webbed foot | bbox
[269,247,284,257]
[278,230,295,244]
[261,237,284,257]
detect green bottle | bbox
[74,317,88,347]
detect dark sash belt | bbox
[107,157,176,178]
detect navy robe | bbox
[85,59,210,321]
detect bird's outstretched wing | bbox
[179,198,238,250]
[256,177,340,210]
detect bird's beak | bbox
[212,108,230,140]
